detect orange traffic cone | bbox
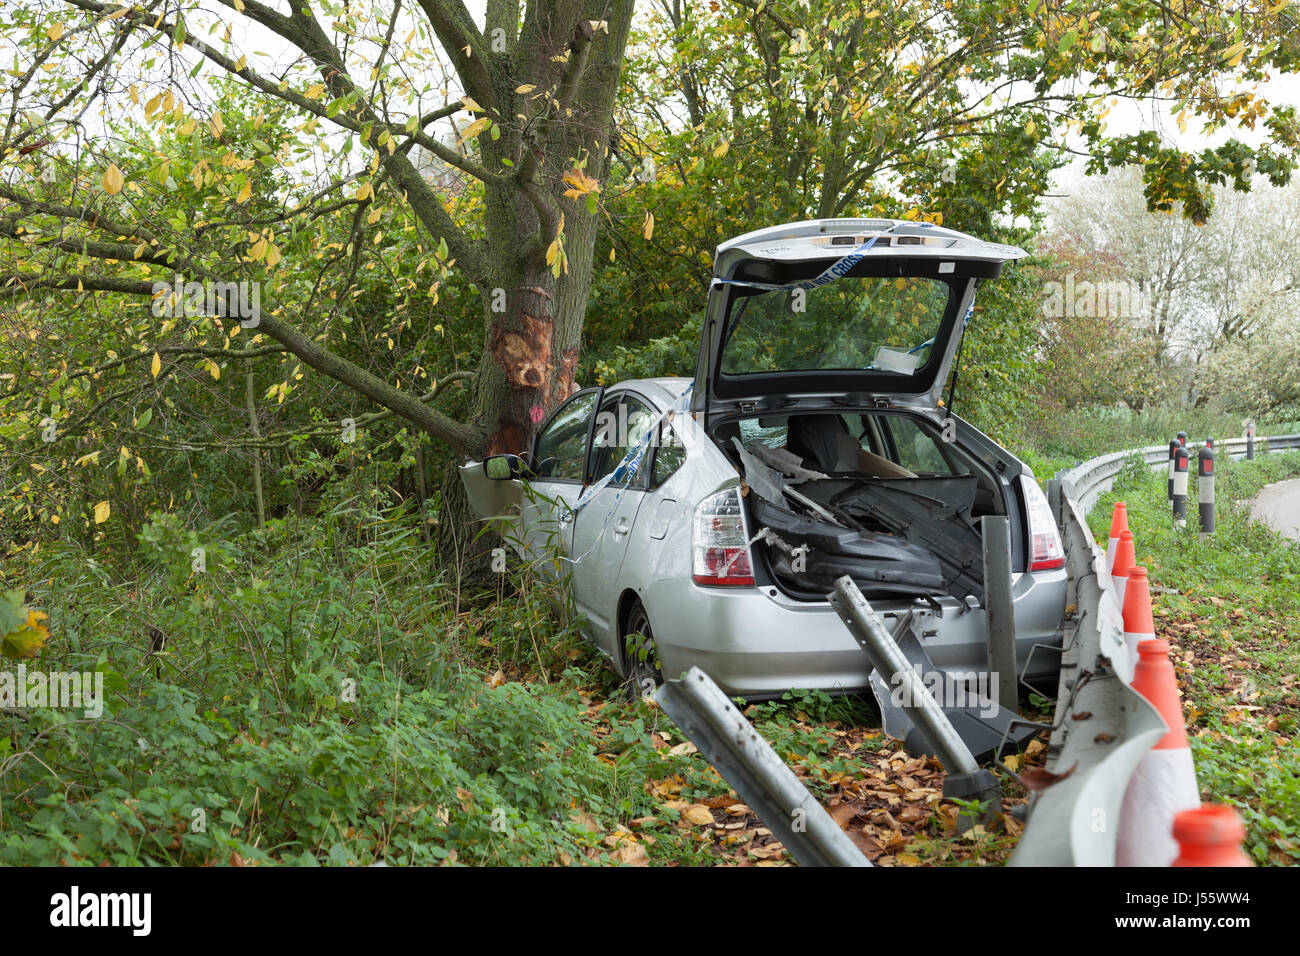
[1172,805,1252,867]
[1116,637,1200,866]
[1111,530,1137,609]
[1106,501,1129,572]
[1120,564,1154,670]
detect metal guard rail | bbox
[1009,431,1298,865]
[1054,433,1300,515]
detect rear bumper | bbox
[644,569,1066,699]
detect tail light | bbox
[1019,474,1065,572]
[692,487,755,587]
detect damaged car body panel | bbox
[459,218,1066,703]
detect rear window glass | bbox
[720,276,952,376]
[887,416,960,475]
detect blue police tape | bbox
[549,381,694,569]
[573,381,694,513]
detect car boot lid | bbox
[694,219,1027,414]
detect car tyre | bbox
[623,599,662,703]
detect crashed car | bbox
[461,218,1066,701]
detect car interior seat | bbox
[786,415,859,472]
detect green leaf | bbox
[0,591,26,635]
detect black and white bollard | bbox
[1167,437,1180,500]
[1172,443,1190,527]
[1198,440,1215,537]
[1246,422,1255,461]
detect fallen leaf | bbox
[1019,762,1078,791]
[680,804,715,827]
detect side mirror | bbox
[483,454,526,480]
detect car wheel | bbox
[623,599,662,703]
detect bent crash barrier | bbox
[658,431,1296,865]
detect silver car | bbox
[462,218,1066,699]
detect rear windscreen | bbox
[720,276,955,377]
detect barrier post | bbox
[1198,440,1215,537]
[1167,438,1179,500]
[1172,444,1190,527]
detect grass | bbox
[1016,405,1300,480]
[1088,449,1300,865]
[20,425,1295,865]
[2,495,1054,866]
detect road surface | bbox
[1250,478,1300,541]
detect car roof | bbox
[605,376,691,408]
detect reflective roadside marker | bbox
[1167,438,1180,500]
[1198,439,1215,537]
[1172,443,1190,527]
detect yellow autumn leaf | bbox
[2,610,50,660]
[515,84,536,94]
[461,117,491,140]
[93,500,110,524]
[561,167,600,198]
[102,163,124,195]
[356,181,373,201]
[680,805,714,827]
[264,243,282,267]
[48,22,66,41]
[642,211,654,240]
[151,352,161,378]
[237,180,252,204]
[205,359,221,380]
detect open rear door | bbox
[693,219,1026,416]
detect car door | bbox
[570,392,659,655]
[519,387,602,577]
